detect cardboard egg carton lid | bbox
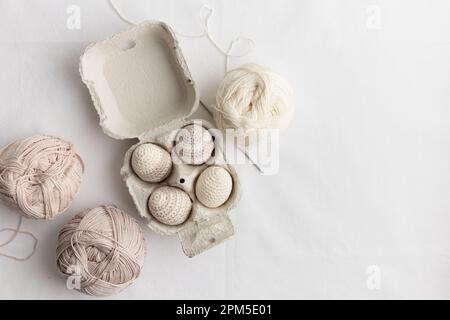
[80,21,199,140]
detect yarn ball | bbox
[148,186,192,226]
[173,124,214,165]
[56,205,146,296]
[131,143,172,183]
[213,63,294,144]
[195,166,233,208]
[0,135,84,220]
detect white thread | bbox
[108,0,254,71]
[225,36,255,72]
[108,0,135,26]
[0,214,38,261]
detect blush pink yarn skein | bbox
[56,205,146,296]
[0,135,84,220]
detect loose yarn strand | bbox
[225,36,256,72]
[108,0,135,26]
[0,214,38,261]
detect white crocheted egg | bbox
[131,143,172,183]
[195,166,233,208]
[148,186,192,226]
[174,124,214,165]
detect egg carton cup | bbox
[80,21,241,257]
[122,119,240,256]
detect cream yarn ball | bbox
[0,135,84,220]
[148,186,192,226]
[56,205,146,297]
[132,143,172,183]
[173,124,214,165]
[213,63,294,144]
[195,166,233,208]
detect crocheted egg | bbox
[195,166,233,208]
[131,143,172,183]
[174,124,214,165]
[148,186,192,226]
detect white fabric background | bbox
[1,0,450,299]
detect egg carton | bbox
[79,21,241,257]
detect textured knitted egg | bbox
[131,143,172,183]
[148,186,192,226]
[195,166,233,208]
[174,124,214,165]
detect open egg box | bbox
[79,21,241,257]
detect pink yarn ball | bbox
[0,135,84,219]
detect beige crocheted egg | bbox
[195,166,233,208]
[131,143,172,183]
[148,186,192,226]
[174,124,214,165]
